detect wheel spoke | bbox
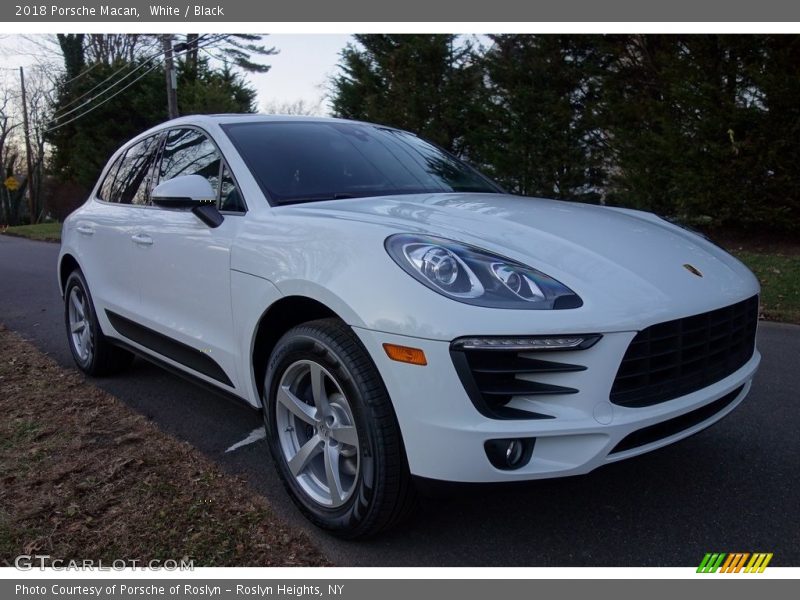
[276,385,317,425]
[276,358,360,508]
[79,329,90,356]
[71,321,85,334]
[70,293,84,321]
[324,443,345,507]
[329,425,357,446]
[309,363,332,417]
[288,435,322,477]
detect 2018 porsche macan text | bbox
[59,116,761,537]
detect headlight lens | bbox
[385,234,582,309]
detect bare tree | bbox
[263,98,326,116]
[24,65,54,220]
[0,64,55,225]
[84,34,161,65]
[0,85,23,225]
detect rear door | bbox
[130,126,246,392]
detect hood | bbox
[292,193,759,325]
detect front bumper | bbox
[353,326,760,483]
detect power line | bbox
[45,37,218,134]
[200,46,230,64]
[60,60,102,86]
[51,56,163,123]
[52,47,166,118]
[44,60,165,134]
[53,34,212,119]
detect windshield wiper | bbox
[277,193,358,205]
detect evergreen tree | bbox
[474,34,608,201]
[48,57,256,190]
[330,33,800,233]
[330,34,483,154]
[744,35,800,232]
[599,35,795,231]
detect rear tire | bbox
[263,318,417,538]
[64,269,134,376]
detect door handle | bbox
[76,225,94,236]
[131,233,153,246]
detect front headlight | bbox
[385,234,582,309]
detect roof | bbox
[161,113,372,127]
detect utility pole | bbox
[162,34,179,119]
[19,66,36,224]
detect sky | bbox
[0,34,352,115]
[246,34,351,113]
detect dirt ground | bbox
[0,325,330,567]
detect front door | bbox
[130,127,246,392]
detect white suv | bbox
[59,115,761,537]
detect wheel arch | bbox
[251,295,342,402]
[59,253,81,297]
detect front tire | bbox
[263,318,416,538]
[64,269,134,376]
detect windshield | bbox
[221,121,501,205]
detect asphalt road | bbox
[1,234,798,567]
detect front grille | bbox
[450,348,588,420]
[611,296,758,408]
[609,384,745,454]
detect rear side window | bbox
[101,135,161,205]
[97,154,123,201]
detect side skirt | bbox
[105,310,233,387]
[107,336,259,413]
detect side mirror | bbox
[151,175,224,228]
[151,175,215,207]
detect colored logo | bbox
[683,263,703,277]
[697,552,773,573]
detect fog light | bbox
[505,440,524,464]
[484,438,535,470]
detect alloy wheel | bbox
[275,359,360,507]
[67,286,93,363]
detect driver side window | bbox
[159,128,245,213]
